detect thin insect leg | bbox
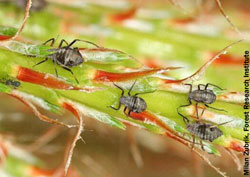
[61,66,79,84]
[134,90,156,96]
[59,39,69,48]
[113,83,124,96]
[177,100,192,124]
[205,83,223,90]
[43,38,55,47]
[123,107,128,116]
[33,57,49,67]
[184,84,192,93]
[204,104,227,112]
[200,107,206,119]
[200,140,205,151]
[109,102,122,111]
[195,103,199,119]
[191,135,195,151]
[128,80,137,96]
[128,110,131,117]
[52,59,58,77]
[198,84,206,90]
[67,39,100,48]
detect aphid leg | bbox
[113,83,125,96]
[61,66,79,84]
[128,80,137,96]
[200,140,205,151]
[109,103,121,111]
[184,83,192,93]
[67,39,100,48]
[205,83,223,90]
[43,38,55,47]
[52,59,58,77]
[198,84,206,90]
[195,103,199,119]
[33,57,49,67]
[58,39,69,48]
[191,135,195,151]
[177,100,192,124]
[128,110,132,117]
[200,107,206,119]
[123,107,128,116]
[204,104,227,112]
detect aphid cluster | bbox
[34,38,100,84]
[177,83,229,150]
[33,37,229,152]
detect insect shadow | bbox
[33,38,100,84]
[109,81,155,117]
[185,120,232,151]
[177,83,227,123]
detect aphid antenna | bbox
[68,39,101,49]
[210,120,234,128]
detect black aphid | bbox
[177,83,226,123]
[5,79,21,88]
[33,38,100,84]
[186,120,231,150]
[109,81,154,116]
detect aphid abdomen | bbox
[131,97,147,113]
[187,122,223,142]
[120,96,147,113]
[54,48,68,65]
[190,90,216,104]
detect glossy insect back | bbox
[33,38,100,84]
[109,81,154,117]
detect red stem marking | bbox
[230,141,244,152]
[94,68,175,82]
[110,7,137,23]
[17,67,83,90]
[130,111,190,146]
[0,142,8,164]
[0,35,12,41]
[63,102,80,122]
[211,53,243,66]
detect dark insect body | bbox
[185,120,231,151]
[33,38,100,84]
[177,83,226,123]
[5,79,21,88]
[109,81,153,116]
[187,121,222,142]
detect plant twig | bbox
[11,0,32,40]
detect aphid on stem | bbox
[109,80,155,117]
[33,38,100,84]
[186,120,232,150]
[177,83,227,123]
[5,79,21,89]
